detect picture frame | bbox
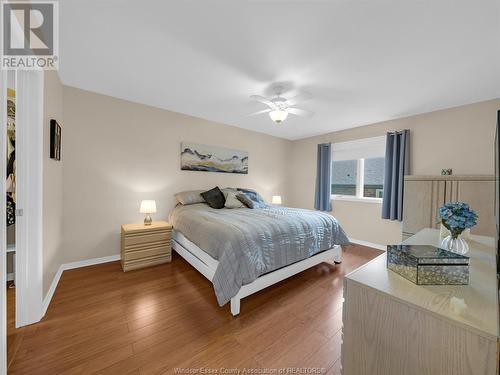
[180,142,248,174]
[50,119,62,160]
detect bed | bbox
[169,198,349,316]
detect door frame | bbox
[0,70,44,374]
[1,70,8,375]
[15,70,44,328]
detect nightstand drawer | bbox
[123,239,171,253]
[122,254,171,272]
[124,245,170,261]
[123,231,170,247]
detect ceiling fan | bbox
[249,86,314,124]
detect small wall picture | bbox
[181,142,248,174]
[50,119,62,160]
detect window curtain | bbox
[382,130,409,221]
[314,143,332,211]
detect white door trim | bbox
[15,70,44,327]
[1,70,8,375]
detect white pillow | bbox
[221,187,238,198]
[175,190,205,205]
[224,191,245,208]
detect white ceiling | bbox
[59,0,500,140]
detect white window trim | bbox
[330,136,385,204]
[356,158,364,198]
[331,195,383,204]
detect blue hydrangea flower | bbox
[438,202,478,238]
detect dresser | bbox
[341,228,499,375]
[403,175,495,239]
[120,221,172,271]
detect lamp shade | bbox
[140,200,157,214]
[271,195,282,205]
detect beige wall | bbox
[43,71,64,297]
[289,99,500,246]
[60,87,291,263]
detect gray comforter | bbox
[169,204,349,306]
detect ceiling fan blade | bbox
[288,107,314,117]
[248,108,272,116]
[250,95,275,108]
[286,92,313,106]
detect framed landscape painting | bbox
[181,142,248,174]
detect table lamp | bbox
[140,200,157,225]
[271,195,282,205]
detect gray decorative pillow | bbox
[225,191,245,208]
[236,193,254,208]
[175,190,205,205]
[200,186,226,209]
[237,188,268,208]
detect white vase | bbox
[439,224,471,240]
[440,234,469,255]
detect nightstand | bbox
[120,221,172,272]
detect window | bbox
[331,136,386,202]
[331,159,357,196]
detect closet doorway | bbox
[1,70,7,375]
[5,71,16,371]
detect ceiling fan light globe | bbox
[269,109,288,123]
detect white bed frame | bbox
[171,230,343,316]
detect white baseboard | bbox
[42,267,63,317]
[42,254,120,317]
[62,254,121,271]
[350,238,387,251]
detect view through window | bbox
[331,159,357,196]
[363,157,385,198]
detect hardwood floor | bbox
[7,245,383,375]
